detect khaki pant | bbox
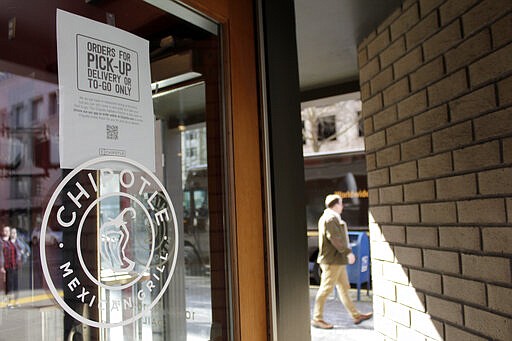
[313,263,360,321]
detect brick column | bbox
[359,0,512,340]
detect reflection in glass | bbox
[0,1,226,339]
[154,81,214,339]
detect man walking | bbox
[311,194,372,329]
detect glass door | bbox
[0,1,229,340]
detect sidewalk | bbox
[309,286,378,341]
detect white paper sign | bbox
[57,9,155,171]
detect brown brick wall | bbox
[359,0,512,339]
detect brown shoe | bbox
[353,312,373,325]
[311,319,334,329]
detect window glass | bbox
[317,115,336,141]
[0,1,228,340]
[304,155,369,231]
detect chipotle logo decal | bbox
[40,156,178,328]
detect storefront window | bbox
[0,1,228,340]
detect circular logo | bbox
[40,156,178,328]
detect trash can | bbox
[347,231,370,301]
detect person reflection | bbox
[0,225,19,307]
[10,228,30,263]
[11,227,30,294]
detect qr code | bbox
[106,124,119,140]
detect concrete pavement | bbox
[309,286,378,341]
[1,281,377,341]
